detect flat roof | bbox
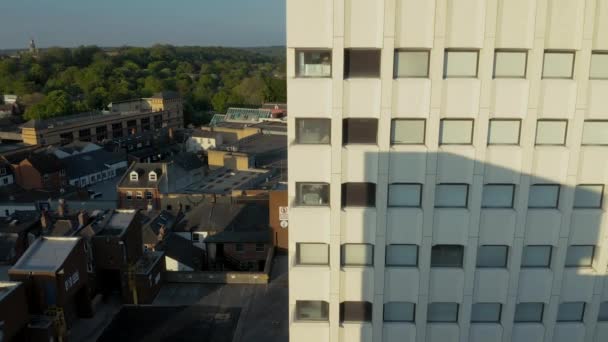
[98,210,137,236]
[214,134,286,155]
[181,168,270,194]
[134,251,163,275]
[0,281,21,302]
[11,237,80,273]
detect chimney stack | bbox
[78,210,89,227]
[40,210,51,231]
[57,198,67,217]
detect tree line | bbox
[0,45,286,124]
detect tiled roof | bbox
[118,163,164,189]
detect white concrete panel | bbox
[385,268,420,302]
[388,147,427,183]
[560,269,596,302]
[469,324,503,342]
[545,0,585,49]
[445,0,486,48]
[553,324,586,342]
[341,208,377,244]
[436,149,476,183]
[518,269,553,302]
[392,79,431,117]
[383,323,417,342]
[479,210,517,245]
[343,79,382,117]
[586,81,608,119]
[495,0,536,48]
[474,269,510,303]
[578,148,608,182]
[569,211,604,245]
[344,0,384,48]
[511,323,546,342]
[286,0,332,47]
[531,149,570,184]
[426,323,460,342]
[290,208,331,243]
[595,323,608,342]
[594,0,608,49]
[538,81,577,119]
[288,79,333,117]
[386,209,423,244]
[524,211,562,246]
[290,268,331,301]
[291,324,330,342]
[484,147,523,184]
[429,269,465,302]
[491,79,530,118]
[433,210,471,246]
[289,146,332,183]
[342,145,380,183]
[395,0,435,48]
[340,269,375,302]
[340,324,373,342]
[440,79,481,117]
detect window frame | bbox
[393,49,431,79]
[427,302,460,323]
[295,300,330,321]
[439,118,475,145]
[235,243,244,253]
[341,182,376,208]
[476,245,509,268]
[514,302,545,323]
[590,51,608,80]
[387,183,422,208]
[471,303,503,323]
[542,50,576,79]
[383,302,416,322]
[573,184,604,209]
[340,301,373,322]
[564,245,595,268]
[481,183,516,209]
[341,243,374,267]
[126,191,133,200]
[581,120,608,146]
[295,182,330,207]
[443,49,480,78]
[598,302,608,321]
[295,118,332,145]
[430,245,464,268]
[295,49,332,78]
[434,183,470,209]
[528,184,561,209]
[487,118,522,146]
[390,118,426,145]
[342,118,378,145]
[535,119,568,146]
[556,302,586,322]
[296,243,329,266]
[385,244,419,267]
[521,245,553,268]
[344,49,382,79]
[493,49,528,79]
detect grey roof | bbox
[189,202,269,233]
[55,141,101,155]
[0,235,18,263]
[24,152,64,174]
[11,237,80,273]
[214,133,287,155]
[99,210,137,236]
[141,210,179,245]
[0,211,40,234]
[134,251,164,274]
[0,281,21,302]
[63,149,126,179]
[118,163,164,188]
[250,121,287,135]
[190,130,217,138]
[204,229,270,244]
[172,152,204,171]
[160,234,203,270]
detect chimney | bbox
[40,210,51,230]
[158,225,166,242]
[57,198,67,217]
[168,127,174,140]
[78,210,89,227]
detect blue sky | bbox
[0,0,286,49]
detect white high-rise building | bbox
[287,1,608,342]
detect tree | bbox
[43,90,74,117]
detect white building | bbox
[287,1,608,342]
[186,130,223,152]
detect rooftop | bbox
[11,236,80,273]
[101,210,137,236]
[0,281,21,302]
[179,201,269,234]
[214,133,286,155]
[118,163,164,189]
[134,251,163,274]
[0,210,40,234]
[182,168,271,194]
[62,149,126,179]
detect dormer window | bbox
[130,171,138,181]
[149,171,157,182]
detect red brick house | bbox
[5,151,67,191]
[117,163,165,210]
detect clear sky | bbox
[0,0,286,49]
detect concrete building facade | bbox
[287,1,608,342]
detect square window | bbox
[528,184,560,208]
[384,302,415,322]
[394,50,429,78]
[255,243,265,252]
[340,301,372,322]
[388,183,422,207]
[471,303,502,323]
[296,301,329,321]
[296,50,332,77]
[297,243,329,265]
[343,118,378,144]
[126,191,132,200]
[342,183,376,207]
[494,50,527,78]
[136,191,143,200]
[535,120,567,145]
[482,184,515,208]
[386,245,418,267]
[341,244,373,266]
[344,49,381,78]
[514,303,544,322]
[590,52,608,79]
[235,243,244,252]
[444,50,479,78]
[565,245,594,267]
[435,184,469,208]
[488,119,521,145]
[573,184,603,208]
[439,119,474,145]
[581,121,608,145]
[427,303,459,322]
[431,245,464,268]
[521,245,552,268]
[477,245,508,268]
[296,119,331,144]
[598,302,608,321]
[542,51,575,79]
[145,191,153,200]
[391,119,425,145]
[557,302,585,322]
[296,182,330,206]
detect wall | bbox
[0,283,28,341]
[270,190,289,251]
